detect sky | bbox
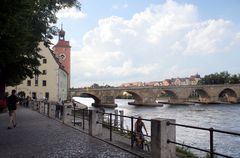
[54,0,240,87]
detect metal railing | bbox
[30,101,64,121]
[167,122,240,158]
[95,111,151,151]
[72,104,89,130]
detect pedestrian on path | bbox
[7,90,19,129]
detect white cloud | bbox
[162,65,198,79]
[71,0,240,87]
[57,7,86,19]
[183,19,232,54]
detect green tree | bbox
[0,0,80,99]
[199,71,240,85]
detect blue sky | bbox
[54,0,240,87]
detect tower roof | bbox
[59,24,65,41]
[54,24,71,48]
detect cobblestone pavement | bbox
[0,107,139,158]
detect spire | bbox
[59,24,65,41]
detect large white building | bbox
[6,42,68,102]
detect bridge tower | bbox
[53,24,71,90]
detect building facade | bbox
[6,42,68,102]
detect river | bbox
[73,97,240,158]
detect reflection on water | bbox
[73,97,240,157]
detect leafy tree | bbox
[90,83,100,88]
[0,0,80,99]
[199,71,240,85]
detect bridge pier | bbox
[169,98,187,105]
[92,95,118,108]
[92,103,117,108]
[128,102,163,107]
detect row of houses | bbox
[120,74,201,87]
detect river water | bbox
[73,97,240,158]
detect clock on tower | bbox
[59,53,66,63]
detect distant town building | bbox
[162,79,172,86]
[173,78,189,86]
[119,74,201,87]
[170,74,201,86]
[144,81,161,86]
[120,82,144,87]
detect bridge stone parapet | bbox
[69,84,240,107]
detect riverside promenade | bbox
[0,107,139,158]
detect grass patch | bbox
[176,146,198,158]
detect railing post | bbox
[63,101,72,123]
[120,110,124,134]
[210,128,214,158]
[82,109,85,130]
[151,118,176,158]
[73,103,76,126]
[44,102,46,114]
[110,113,112,141]
[89,109,102,136]
[62,103,65,123]
[131,116,134,148]
[47,103,50,117]
[114,110,118,127]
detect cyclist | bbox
[134,116,148,148]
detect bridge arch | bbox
[188,89,210,101]
[156,90,179,103]
[218,88,238,103]
[195,89,211,103]
[115,90,143,104]
[159,90,178,99]
[77,93,101,104]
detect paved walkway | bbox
[0,107,139,158]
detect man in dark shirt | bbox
[7,90,18,129]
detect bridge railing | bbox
[167,122,240,158]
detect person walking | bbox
[134,116,148,148]
[7,90,19,129]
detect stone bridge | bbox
[69,84,240,107]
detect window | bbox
[42,80,47,86]
[35,75,38,86]
[32,92,36,100]
[42,70,47,75]
[45,92,49,100]
[43,59,47,64]
[27,80,31,86]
